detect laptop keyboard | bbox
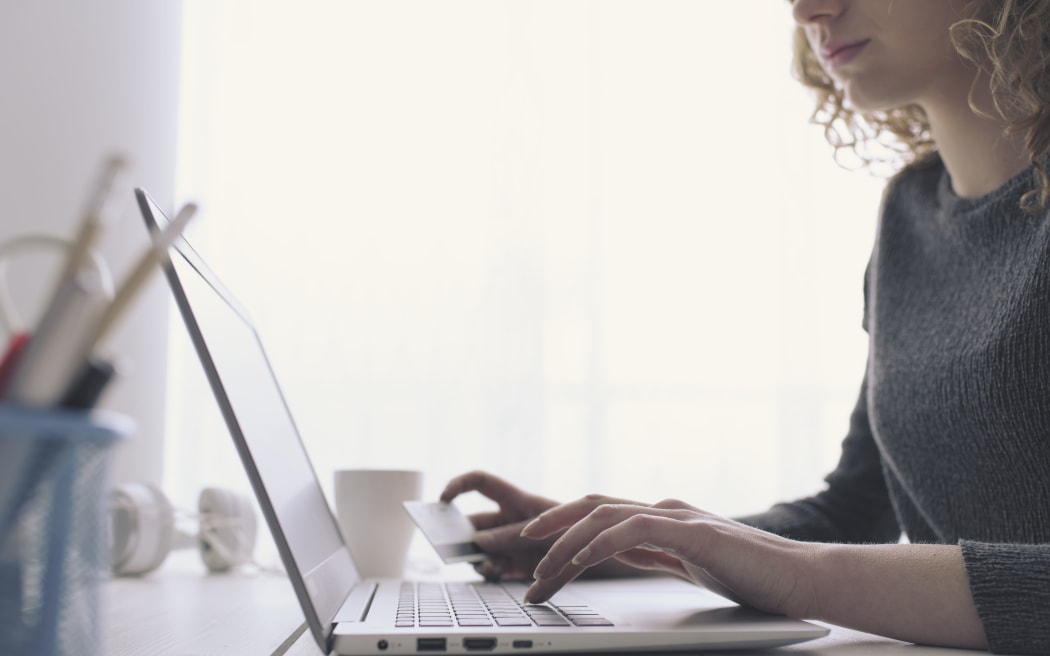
[396,582,613,628]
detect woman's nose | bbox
[792,0,845,26]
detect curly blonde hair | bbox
[792,0,1050,212]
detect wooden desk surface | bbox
[101,552,980,656]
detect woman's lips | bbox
[821,39,870,70]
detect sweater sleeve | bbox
[735,376,901,543]
[960,541,1050,655]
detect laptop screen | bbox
[137,189,357,649]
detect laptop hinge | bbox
[333,582,378,624]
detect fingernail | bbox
[520,521,538,539]
[523,584,542,605]
[571,546,592,566]
[533,558,552,580]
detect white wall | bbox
[0,1,182,485]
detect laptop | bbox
[136,188,829,654]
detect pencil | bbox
[86,202,198,353]
[46,155,128,306]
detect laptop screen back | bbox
[137,189,357,650]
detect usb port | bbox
[512,640,533,649]
[463,637,497,651]
[417,637,447,652]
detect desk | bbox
[101,552,980,656]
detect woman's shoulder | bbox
[887,153,944,195]
[877,153,945,217]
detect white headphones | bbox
[108,482,258,576]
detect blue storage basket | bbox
[0,405,131,656]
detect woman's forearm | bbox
[807,543,987,649]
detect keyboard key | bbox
[532,617,571,626]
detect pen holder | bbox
[0,405,132,656]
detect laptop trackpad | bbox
[563,578,753,626]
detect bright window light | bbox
[169,1,884,519]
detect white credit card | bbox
[402,500,487,563]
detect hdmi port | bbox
[463,637,497,651]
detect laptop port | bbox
[463,637,497,651]
[512,640,533,649]
[417,637,447,652]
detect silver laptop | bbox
[136,188,828,654]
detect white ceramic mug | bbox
[333,469,423,578]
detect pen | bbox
[3,157,126,406]
[44,155,127,309]
[59,358,117,410]
[0,332,30,399]
[5,272,109,406]
[2,199,195,408]
[85,201,198,353]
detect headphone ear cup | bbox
[109,482,175,576]
[197,487,257,572]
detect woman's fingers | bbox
[612,546,688,576]
[474,518,540,551]
[570,512,707,569]
[442,470,559,523]
[521,494,646,540]
[468,510,509,531]
[441,470,524,505]
[449,482,809,618]
[525,504,708,602]
[524,561,591,603]
[531,506,672,578]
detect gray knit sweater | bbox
[739,155,1050,654]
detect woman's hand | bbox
[444,479,988,650]
[520,493,819,618]
[440,471,561,582]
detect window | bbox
[170,1,882,519]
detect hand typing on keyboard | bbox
[440,471,662,594]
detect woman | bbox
[441,1,1050,653]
